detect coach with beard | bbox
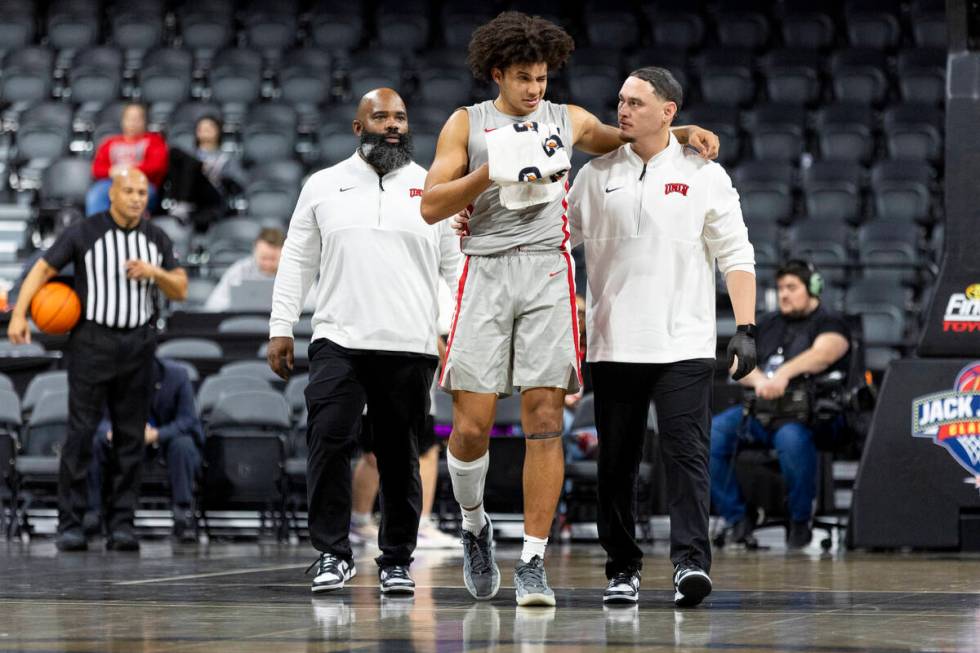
[268,89,460,595]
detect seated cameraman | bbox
[709,260,850,548]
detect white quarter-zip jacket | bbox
[270,152,461,357]
[568,135,755,364]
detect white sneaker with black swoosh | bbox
[307,553,356,592]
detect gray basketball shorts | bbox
[440,248,582,396]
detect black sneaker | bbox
[106,530,140,552]
[461,516,500,600]
[730,518,754,544]
[82,511,102,538]
[673,563,712,608]
[307,553,356,593]
[379,565,416,595]
[173,508,197,543]
[603,568,641,604]
[56,528,88,552]
[787,520,812,549]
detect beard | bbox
[359,131,413,176]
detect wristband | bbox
[735,324,757,338]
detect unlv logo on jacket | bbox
[665,183,689,196]
[409,188,423,198]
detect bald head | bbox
[108,167,149,223]
[353,88,408,137]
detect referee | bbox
[567,68,756,607]
[8,168,187,552]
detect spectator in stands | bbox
[86,357,203,543]
[204,227,285,311]
[710,260,850,549]
[87,103,168,217]
[167,115,246,230]
[9,168,186,552]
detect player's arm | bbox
[420,109,491,224]
[568,105,720,159]
[7,258,58,344]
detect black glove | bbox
[727,324,757,381]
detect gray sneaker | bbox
[514,555,556,606]
[461,515,500,600]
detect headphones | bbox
[779,259,824,298]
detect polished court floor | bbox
[1,534,979,652]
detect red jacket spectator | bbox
[92,132,169,188]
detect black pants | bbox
[592,359,714,578]
[305,338,436,567]
[89,433,201,512]
[60,321,155,534]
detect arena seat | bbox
[699,48,757,107]
[787,218,854,285]
[761,49,822,105]
[898,48,947,105]
[68,47,122,104]
[197,374,272,420]
[831,48,889,105]
[844,0,902,50]
[883,103,944,161]
[802,161,865,223]
[140,48,193,105]
[21,371,68,422]
[1,47,53,105]
[157,338,223,361]
[870,159,935,224]
[779,7,836,50]
[646,10,705,51]
[815,103,876,164]
[745,103,807,163]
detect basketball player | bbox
[9,168,186,552]
[420,11,719,606]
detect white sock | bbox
[351,511,371,527]
[521,533,548,563]
[447,449,489,535]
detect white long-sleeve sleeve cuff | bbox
[269,321,295,339]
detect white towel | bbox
[485,121,571,210]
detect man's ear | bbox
[664,101,678,125]
[352,119,362,136]
[490,67,503,85]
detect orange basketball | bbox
[30,282,81,335]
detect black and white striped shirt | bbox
[43,212,179,329]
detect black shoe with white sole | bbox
[307,553,356,593]
[673,563,712,608]
[379,565,416,595]
[603,568,641,604]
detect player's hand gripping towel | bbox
[485,121,571,210]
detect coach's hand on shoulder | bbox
[267,336,294,380]
[451,209,470,237]
[6,312,30,345]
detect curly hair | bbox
[466,11,575,83]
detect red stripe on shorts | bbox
[439,255,471,387]
[560,249,583,386]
